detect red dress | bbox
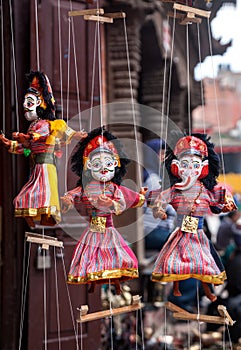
[65,180,145,285]
[152,181,226,285]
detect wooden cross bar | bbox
[77,295,142,323]
[165,301,235,326]
[68,8,126,23]
[168,3,211,24]
[68,9,105,17]
[25,232,64,250]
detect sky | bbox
[195,0,241,80]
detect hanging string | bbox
[96,1,104,128]
[186,23,191,135]
[70,16,82,129]
[60,249,79,349]
[207,17,226,179]
[34,0,40,70]
[196,22,206,133]
[123,17,142,187]
[42,229,48,350]
[57,0,64,119]
[1,0,5,133]
[160,16,170,181]
[139,307,145,350]
[196,281,202,350]
[9,0,19,131]
[18,241,31,350]
[89,23,98,131]
[135,309,138,350]
[225,323,233,350]
[164,305,167,350]
[108,279,114,350]
[53,247,62,350]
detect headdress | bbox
[71,127,130,187]
[26,71,56,120]
[174,135,208,159]
[83,134,120,169]
[165,133,220,191]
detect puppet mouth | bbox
[174,175,195,191]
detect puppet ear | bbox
[199,159,209,179]
[113,158,118,167]
[86,160,92,170]
[171,159,180,178]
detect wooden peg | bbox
[165,301,235,326]
[77,295,142,323]
[103,12,126,19]
[83,15,113,23]
[25,232,64,250]
[217,305,235,326]
[68,8,105,17]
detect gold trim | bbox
[9,140,19,154]
[151,271,227,285]
[90,216,107,233]
[15,207,61,222]
[67,268,139,284]
[132,194,145,208]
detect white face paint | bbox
[23,93,41,121]
[175,155,204,190]
[87,152,118,182]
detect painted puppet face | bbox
[174,155,207,190]
[23,93,41,121]
[87,151,118,182]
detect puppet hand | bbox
[0,133,11,148]
[222,198,237,213]
[153,206,167,220]
[60,195,73,213]
[139,187,148,196]
[13,132,30,145]
[96,194,113,208]
[73,129,88,141]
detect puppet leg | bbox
[201,282,217,302]
[173,281,182,296]
[40,214,56,226]
[88,281,96,293]
[25,216,35,228]
[115,279,122,295]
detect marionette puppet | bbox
[151,134,237,302]
[61,127,146,294]
[0,71,87,228]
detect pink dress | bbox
[152,181,226,285]
[66,180,145,285]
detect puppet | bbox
[0,71,87,227]
[61,127,146,294]
[151,134,236,302]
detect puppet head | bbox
[166,133,220,191]
[71,127,130,187]
[24,71,56,121]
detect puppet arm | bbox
[60,186,82,213]
[0,133,25,154]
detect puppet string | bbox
[139,307,145,350]
[9,0,19,131]
[34,0,40,70]
[186,23,191,135]
[1,0,5,133]
[207,17,226,181]
[196,22,206,133]
[53,247,61,350]
[60,248,80,349]
[108,279,114,350]
[18,241,31,350]
[57,0,64,120]
[123,17,142,187]
[89,23,98,131]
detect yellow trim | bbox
[15,207,61,223]
[9,140,19,154]
[151,271,227,285]
[67,268,139,284]
[132,194,145,208]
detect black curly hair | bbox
[165,133,220,191]
[71,126,130,187]
[26,71,56,121]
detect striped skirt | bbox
[152,227,226,285]
[67,224,138,284]
[14,163,61,223]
